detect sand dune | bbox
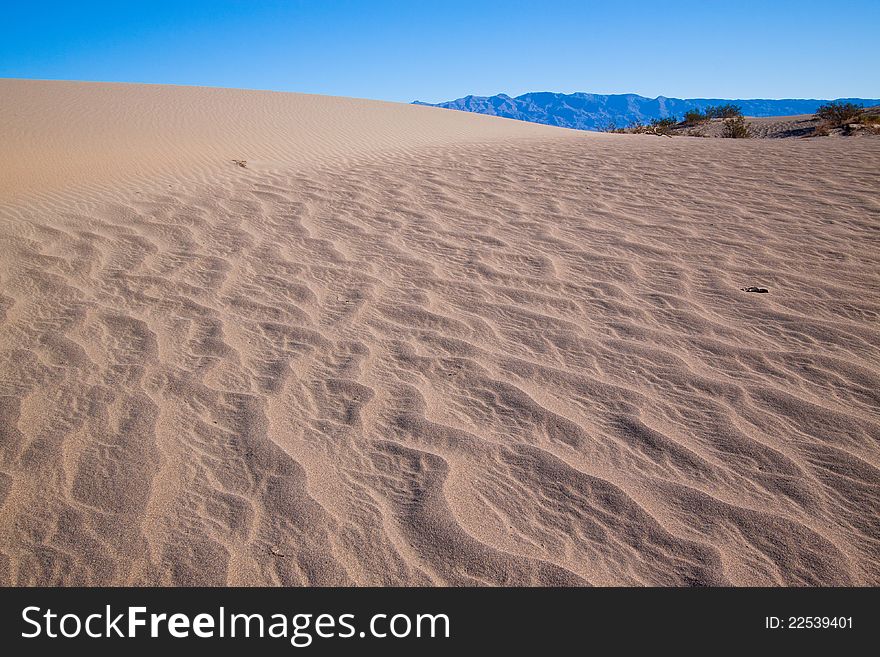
[0,80,878,586]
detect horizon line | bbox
[3,76,878,106]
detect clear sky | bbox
[2,0,877,103]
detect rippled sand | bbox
[1,80,878,585]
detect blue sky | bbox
[1,1,877,103]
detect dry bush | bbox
[625,117,678,137]
[815,101,863,127]
[721,115,750,138]
[683,109,709,125]
[855,113,880,133]
[705,104,743,119]
[650,117,678,135]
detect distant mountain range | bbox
[413,93,880,131]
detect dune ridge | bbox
[0,80,878,585]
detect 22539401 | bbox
[765,617,853,629]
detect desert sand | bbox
[0,79,878,586]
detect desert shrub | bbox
[721,115,750,138]
[649,117,678,134]
[705,104,743,119]
[815,101,862,126]
[723,104,743,118]
[683,109,709,125]
[625,117,679,136]
[598,120,618,132]
[852,112,880,133]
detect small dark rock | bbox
[741,286,769,293]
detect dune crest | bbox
[0,80,878,585]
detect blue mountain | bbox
[413,92,880,131]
